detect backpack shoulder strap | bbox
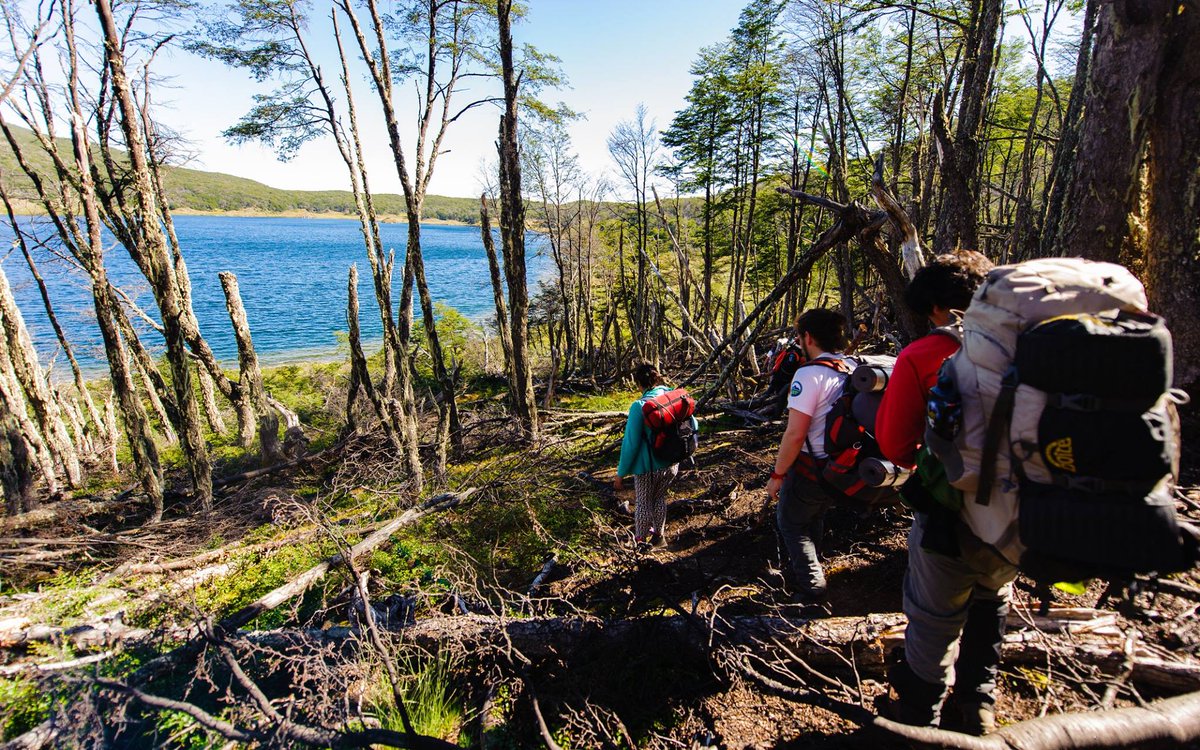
[798,357,854,376]
[928,323,963,345]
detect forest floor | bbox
[2,367,1199,748]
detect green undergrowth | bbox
[369,654,468,745]
[555,390,638,413]
[0,677,49,740]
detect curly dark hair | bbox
[795,308,848,352]
[904,250,995,317]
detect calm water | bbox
[1,215,548,375]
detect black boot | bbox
[942,596,1008,735]
[877,652,948,727]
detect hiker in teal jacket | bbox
[614,362,693,546]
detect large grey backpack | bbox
[923,258,1194,582]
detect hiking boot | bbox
[945,596,1007,734]
[648,530,667,548]
[939,699,995,736]
[875,657,947,727]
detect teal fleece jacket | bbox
[616,385,697,477]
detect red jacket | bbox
[875,333,960,469]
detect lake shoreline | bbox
[9,200,475,227]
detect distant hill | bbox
[0,125,481,224]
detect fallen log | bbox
[212,439,344,488]
[124,488,475,687]
[0,497,134,534]
[873,689,1200,749]
[233,608,1198,693]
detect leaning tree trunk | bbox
[497,0,538,441]
[0,267,81,488]
[480,195,514,379]
[0,334,57,498]
[219,272,283,465]
[96,0,212,510]
[932,0,1003,255]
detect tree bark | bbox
[1143,3,1200,398]
[1053,0,1176,265]
[933,0,1003,255]
[0,410,37,515]
[497,0,538,440]
[218,272,282,465]
[480,194,514,378]
[0,266,81,488]
[95,0,212,510]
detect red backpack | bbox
[642,388,698,465]
[790,357,907,507]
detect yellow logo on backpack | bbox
[1045,437,1077,473]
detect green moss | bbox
[0,678,49,741]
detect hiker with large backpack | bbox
[872,251,1010,735]
[766,309,853,602]
[875,252,1196,735]
[614,362,698,548]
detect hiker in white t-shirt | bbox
[765,309,851,602]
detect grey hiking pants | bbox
[634,465,678,541]
[776,466,832,595]
[903,512,1017,695]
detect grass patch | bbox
[369,655,465,744]
[555,391,638,413]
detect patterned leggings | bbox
[633,465,679,541]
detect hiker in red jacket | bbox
[874,251,1013,736]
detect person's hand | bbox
[614,475,624,492]
[766,473,784,502]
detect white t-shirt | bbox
[786,353,851,458]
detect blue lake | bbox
[1,214,549,375]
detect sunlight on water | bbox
[1,215,549,376]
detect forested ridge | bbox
[0,1,1198,749]
[0,126,484,223]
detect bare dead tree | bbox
[496,0,539,440]
[93,0,214,510]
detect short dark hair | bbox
[795,308,848,352]
[632,361,664,391]
[904,251,994,318]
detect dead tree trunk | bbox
[0,267,81,488]
[497,0,539,441]
[480,194,514,379]
[95,0,213,510]
[219,272,283,465]
[195,365,227,435]
[0,187,103,442]
[345,264,398,449]
[0,317,58,497]
[0,407,38,515]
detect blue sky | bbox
[151,0,747,200]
